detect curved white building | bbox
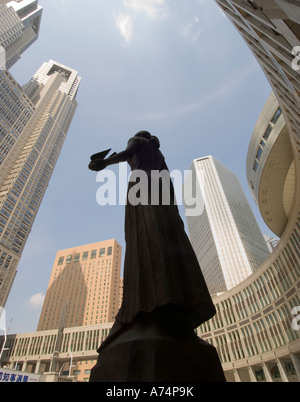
[209,0,300,381]
[196,88,299,381]
[247,92,295,237]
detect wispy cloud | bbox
[124,0,168,19]
[115,13,133,44]
[115,0,168,43]
[28,293,45,308]
[171,63,259,118]
[181,16,202,42]
[120,62,260,122]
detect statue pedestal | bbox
[90,312,226,382]
[90,337,225,382]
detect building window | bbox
[82,251,88,261]
[57,256,64,266]
[271,108,281,124]
[99,248,105,257]
[254,368,265,382]
[253,160,259,172]
[263,124,272,141]
[107,247,112,256]
[66,255,72,264]
[91,250,97,259]
[74,253,80,262]
[256,146,263,161]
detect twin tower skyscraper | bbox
[0,1,81,309]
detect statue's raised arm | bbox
[88,137,140,172]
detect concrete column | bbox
[21,361,27,372]
[35,360,41,374]
[291,353,300,381]
[262,362,273,382]
[248,366,257,382]
[42,372,59,382]
[276,358,289,382]
[233,369,242,382]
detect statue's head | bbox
[134,131,160,149]
[134,131,151,140]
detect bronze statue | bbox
[88,131,225,382]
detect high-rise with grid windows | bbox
[0,0,42,70]
[37,239,122,331]
[0,60,81,309]
[214,0,300,166]
[184,156,270,295]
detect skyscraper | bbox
[37,239,122,331]
[0,60,81,308]
[0,0,42,70]
[263,234,279,253]
[184,156,270,295]
[214,1,300,151]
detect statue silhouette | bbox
[88,131,225,382]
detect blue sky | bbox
[5,0,274,334]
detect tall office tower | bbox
[0,69,35,166]
[37,240,122,331]
[0,60,81,309]
[214,1,300,156]
[263,235,279,253]
[0,0,42,70]
[118,277,123,310]
[184,156,270,295]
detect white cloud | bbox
[120,62,260,122]
[28,293,45,308]
[181,16,202,42]
[115,13,133,44]
[124,0,167,19]
[115,0,168,43]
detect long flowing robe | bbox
[115,136,216,329]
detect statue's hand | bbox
[88,159,108,171]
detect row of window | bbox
[253,108,282,172]
[0,249,12,271]
[198,217,300,364]
[57,247,113,266]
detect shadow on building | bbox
[37,257,88,331]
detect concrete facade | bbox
[0,0,42,69]
[247,93,294,237]
[185,156,270,295]
[0,60,80,309]
[37,239,122,330]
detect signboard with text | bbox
[0,368,40,383]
